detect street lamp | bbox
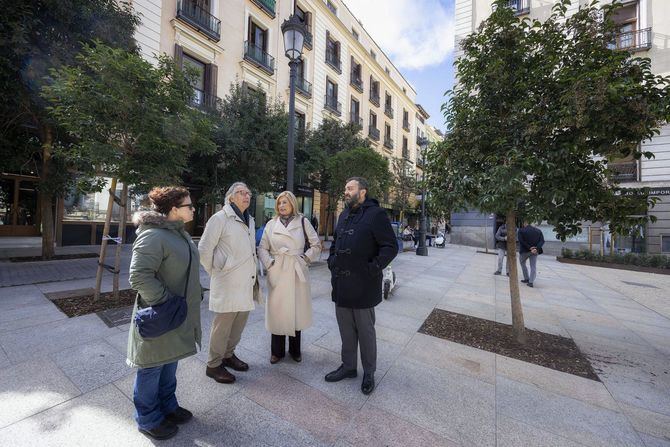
[281,14,306,193]
[416,137,429,256]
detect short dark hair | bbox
[346,176,369,194]
[148,186,190,215]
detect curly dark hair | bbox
[148,186,190,215]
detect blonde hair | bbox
[274,191,299,217]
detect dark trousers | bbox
[133,361,179,431]
[336,306,377,373]
[271,331,301,358]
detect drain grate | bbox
[621,280,659,289]
[97,305,133,328]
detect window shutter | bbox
[174,44,184,68]
[205,63,218,100]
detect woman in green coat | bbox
[127,186,202,440]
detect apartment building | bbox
[450,0,670,253]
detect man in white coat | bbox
[198,182,259,384]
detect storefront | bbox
[0,174,41,237]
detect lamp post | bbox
[416,137,429,256]
[281,14,306,193]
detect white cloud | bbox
[343,0,454,70]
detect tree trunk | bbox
[94,177,118,300]
[112,183,128,301]
[40,126,55,260]
[506,210,526,344]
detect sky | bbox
[343,0,456,132]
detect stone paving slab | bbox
[496,415,587,447]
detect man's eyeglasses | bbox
[176,203,195,210]
[235,190,252,197]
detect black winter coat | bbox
[328,198,398,308]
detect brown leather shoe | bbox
[270,355,281,364]
[206,365,235,384]
[222,354,249,372]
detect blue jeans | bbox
[133,361,179,431]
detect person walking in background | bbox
[198,182,260,384]
[494,223,509,276]
[518,221,545,288]
[258,191,321,364]
[325,177,398,395]
[128,186,202,440]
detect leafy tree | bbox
[324,147,390,234]
[0,0,138,258]
[425,0,670,343]
[390,157,417,224]
[190,83,289,202]
[43,42,215,299]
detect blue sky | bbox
[344,0,456,131]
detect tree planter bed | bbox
[557,257,670,275]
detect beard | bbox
[345,191,360,208]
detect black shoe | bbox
[164,406,193,425]
[527,283,534,288]
[521,279,529,283]
[493,271,501,276]
[325,365,357,382]
[290,354,302,363]
[361,372,375,395]
[139,419,179,440]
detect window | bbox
[182,54,206,103]
[662,235,670,253]
[403,87,407,94]
[295,111,306,133]
[327,79,337,98]
[369,111,377,128]
[352,29,359,41]
[370,77,380,98]
[248,19,267,51]
[350,57,362,91]
[370,49,376,60]
[385,67,390,75]
[326,32,341,71]
[327,0,337,15]
[350,97,360,122]
[385,123,391,140]
[385,92,392,108]
[296,58,305,79]
[295,5,312,46]
[403,137,409,158]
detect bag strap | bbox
[182,235,193,298]
[301,216,310,253]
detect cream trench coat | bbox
[198,204,260,313]
[258,215,321,336]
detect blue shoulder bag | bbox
[134,235,192,339]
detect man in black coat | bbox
[325,177,398,395]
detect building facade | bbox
[451,0,670,253]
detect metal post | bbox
[287,59,297,193]
[416,167,428,256]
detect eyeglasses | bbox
[176,203,195,210]
[235,190,252,197]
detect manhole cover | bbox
[621,280,659,289]
[97,305,133,328]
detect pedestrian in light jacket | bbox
[198,182,260,385]
[325,177,398,396]
[517,221,545,288]
[128,186,201,440]
[258,191,321,364]
[494,223,509,276]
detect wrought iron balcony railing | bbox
[384,104,394,119]
[612,28,652,53]
[244,41,275,74]
[176,0,221,41]
[369,92,380,107]
[350,113,363,127]
[189,89,219,113]
[402,120,410,131]
[325,48,341,73]
[324,94,341,115]
[251,0,276,18]
[384,136,394,149]
[506,0,530,16]
[295,77,312,98]
[350,74,363,93]
[368,126,380,141]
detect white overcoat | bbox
[258,215,321,336]
[198,204,259,313]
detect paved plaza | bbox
[0,244,669,446]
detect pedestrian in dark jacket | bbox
[517,222,545,287]
[128,186,201,440]
[325,177,398,395]
[494,223,509,276]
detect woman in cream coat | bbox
[258,191,321,363]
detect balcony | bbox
[244,41,275,75]
[369,92,380,107]
[416,135,422,145]
[368,126,380,141]
[402,120,410,132]
[383,136,394,150]
[176,0,221,42]
[402,148,410,160]
[384,104,394,119]
[295,77,312,98]
[350,113,363,127]
[324,94,341,116]
[189,89,219,113]
[350,74,363,93]
[304,23,313,50]
[416,151,424,167]
[325,49,342,73]
[612,28,652,53]
[251,0,276,18]
[609,161,638,183]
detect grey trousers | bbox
[496,248,508,273]
[335,306,377,373]
[207,311,249,368]
[519,252,538,283]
